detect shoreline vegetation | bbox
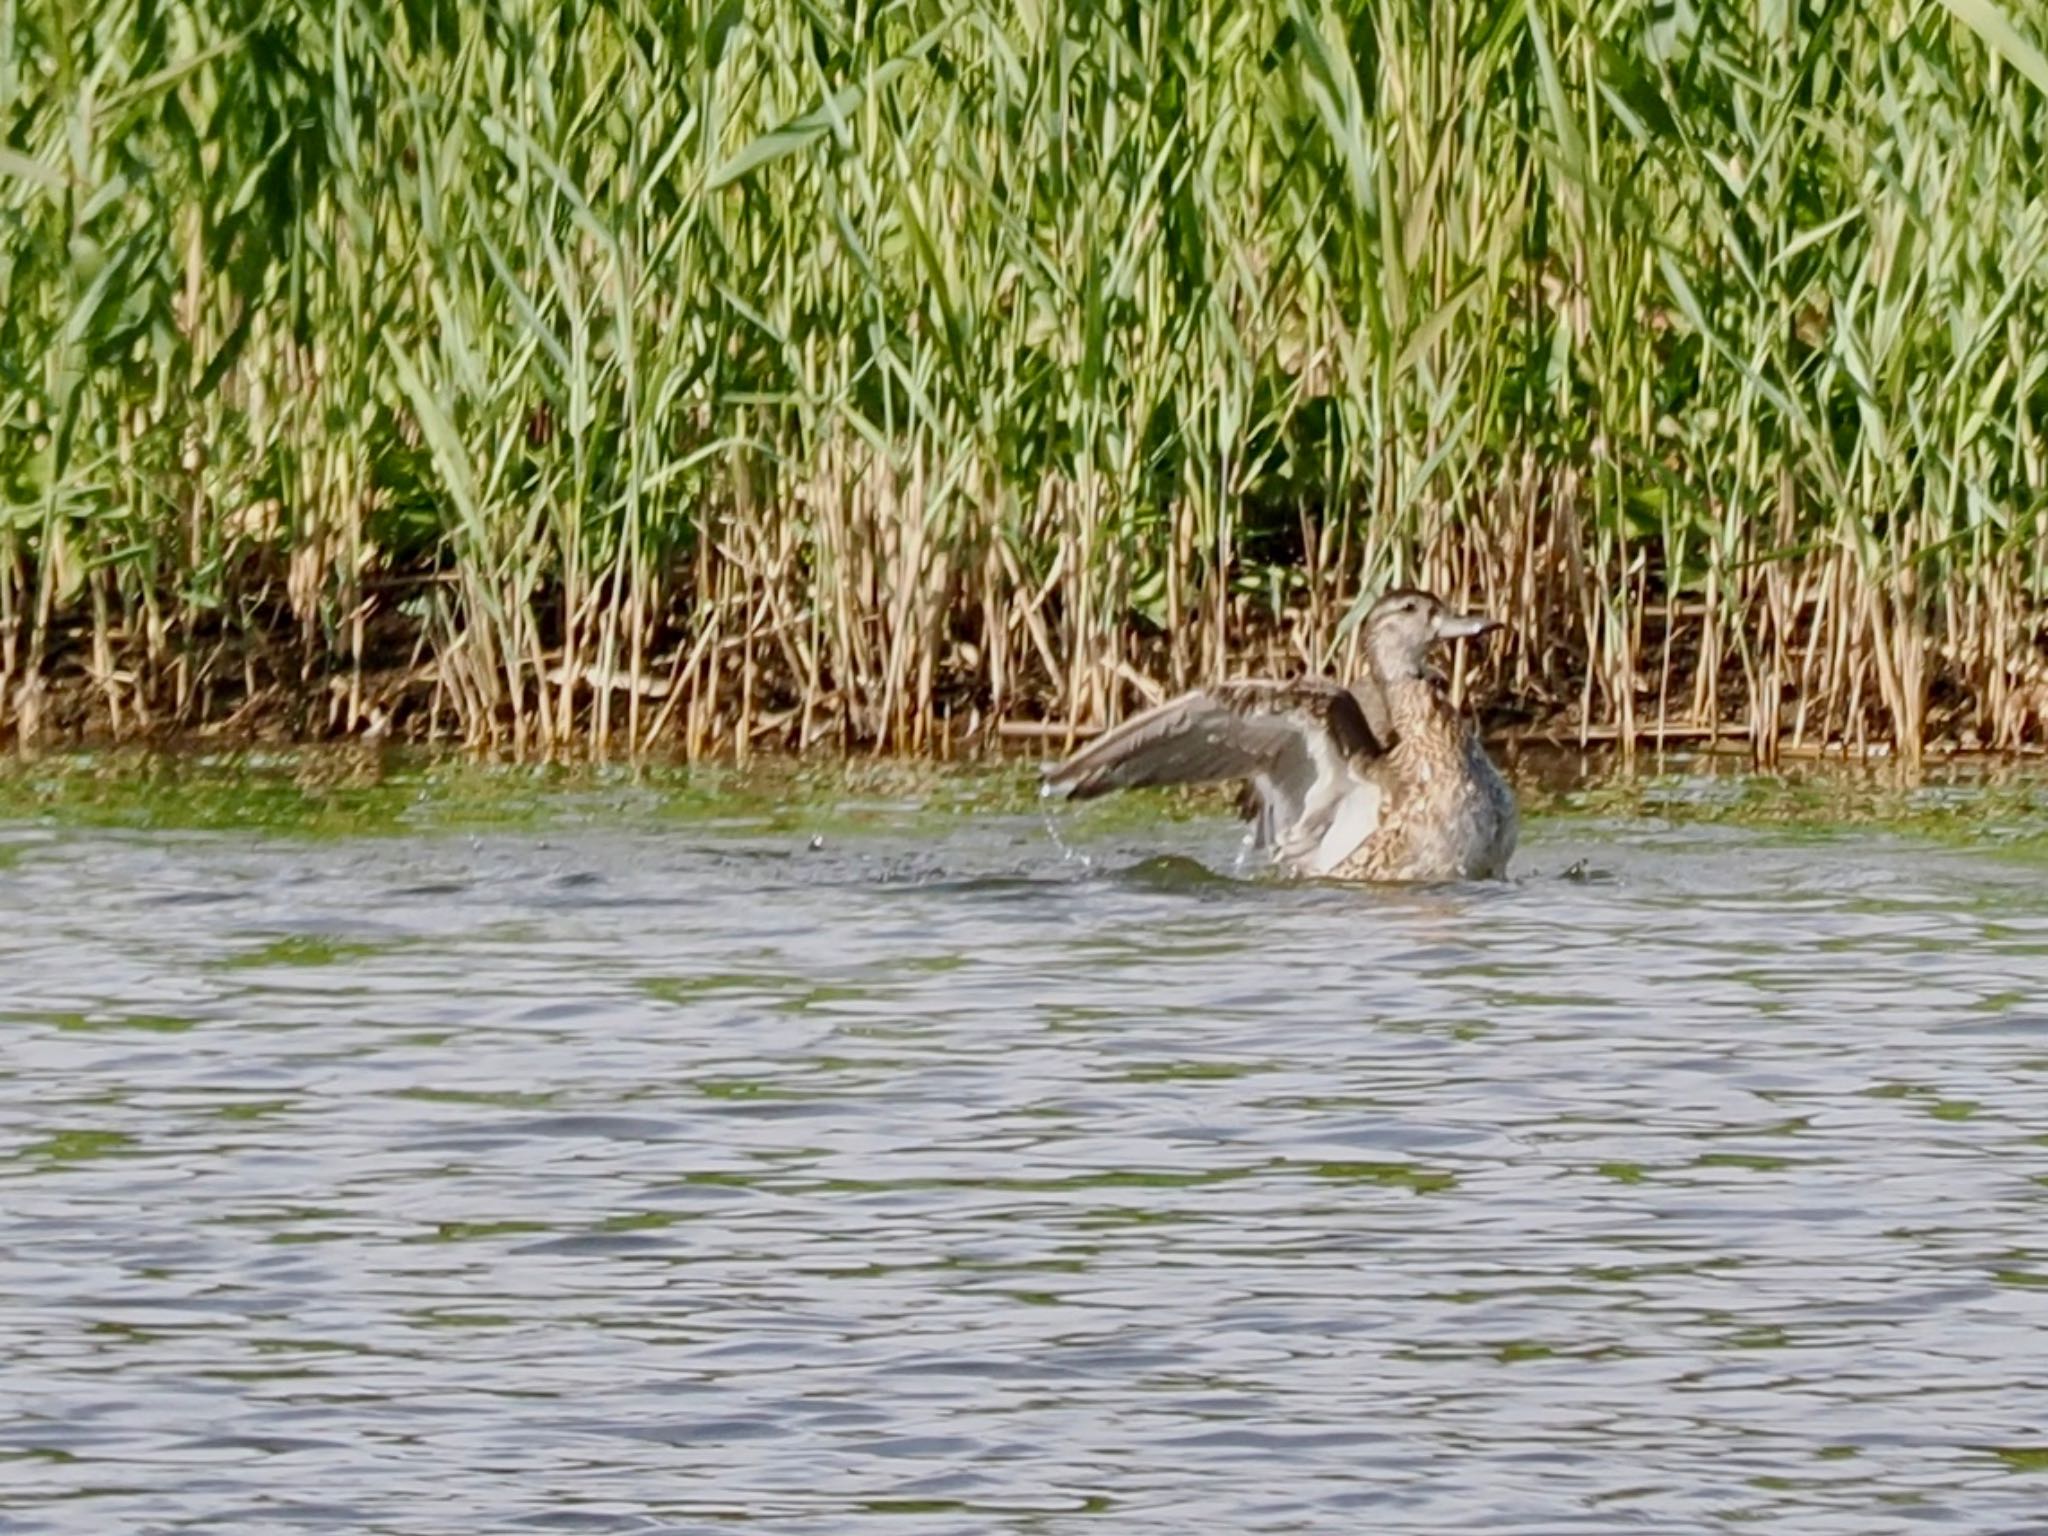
[4,1,2047,766]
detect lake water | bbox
[3,759,2047,1534]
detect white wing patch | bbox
[1281,728,1381,877]
[1303,781,1382,875]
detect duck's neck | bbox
[1384,673,1458,747]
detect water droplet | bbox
[1040,803,1092,871]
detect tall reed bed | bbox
[2,0,2045,761]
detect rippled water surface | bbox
[5,760,2048,1534]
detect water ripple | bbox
[2,807,2047,1532]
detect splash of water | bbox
[1038,782,1094,871]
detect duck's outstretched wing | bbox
[1042,680,1386,872]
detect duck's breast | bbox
[1389,740,1515,880]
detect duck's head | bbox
[1365,588,1501,681]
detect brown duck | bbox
[1041,588,1518,882]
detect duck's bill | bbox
[1434,612,1502,640]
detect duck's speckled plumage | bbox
[1042,589,1517,883]
[1334,672,1516,881]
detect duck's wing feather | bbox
[1042,681,1385,859]
[1347,672,1393,745]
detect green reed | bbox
[2,0,2045,761]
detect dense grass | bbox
[2,0,2046,761]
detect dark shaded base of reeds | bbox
[8,515,2046,771]
[8,646,2040,769]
